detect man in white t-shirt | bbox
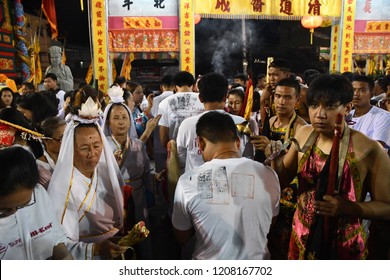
[44,72,66,112]
[172,111,280,259]
[349,75,390,149]
[176,72,248,172]
[157,71,204,148]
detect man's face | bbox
[352,81,372,109]
[233,78,245,87]
[309,101,350,137]
[44,77,57,90]
[50,54,62,66]
[268,67,290,89]
[73,126,103,177]
[21,85,32,95]
[257,77,267,89]
[274,85,299,118]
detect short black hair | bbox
[44,72,58,81]
[276,78,301,97]
[198,72,228,103]
[22,82,35,91]
[172,71,195,87]
[351,75,374,92]
[269,59,291,72]
[303,69,320,86]
[227,87,245,102]
[234,73,248,82]
[196,111,238,143]
[0,146,39,196]
[307,74,353,106]
[160,74,173,87]
[40,116,66,138]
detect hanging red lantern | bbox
[301,15,323,45]
[194,14,201,25]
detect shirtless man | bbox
[269,74,390,260]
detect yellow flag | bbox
[111,58,117,84]
[120,53,134,80]
[62,47,66,64]
[85,62,93,84]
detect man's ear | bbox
[198,136,206,152]
[235,137,240,150]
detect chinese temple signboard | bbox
[179,0,195,74]
[195,0,342,19]
[91,0,110,93]
[339,0,356,72]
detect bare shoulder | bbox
[294,124,314,146]
[296,115,308,127]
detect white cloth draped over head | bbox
[47,116,124,243]
[101,90,138,139]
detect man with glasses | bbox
[0,146,73,259]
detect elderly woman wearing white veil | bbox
[47,97,128,260]
[101,86,159,259]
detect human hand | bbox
[94,239,129,259]
[155,169,166,181]
[145,114,161,133]
[314,195,345,217]
[250,135,270,151]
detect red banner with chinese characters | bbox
[179,0,195,74]
[340,0,356,73]
[108,29,179,52]
[91,0,110,93]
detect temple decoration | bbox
[301,15,323,45]
[13,0,30,82]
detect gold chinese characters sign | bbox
[195,0,342,19]
[91,0,110,93]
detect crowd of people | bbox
[1,56,390,260]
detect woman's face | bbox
[126,93,135,113]
[227,94,243,115]
[1,91,13,107]
[131,86,144,106]
[44,124,65,156]
[109,105,131,137]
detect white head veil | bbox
[47,97,124,240]
[101,85,138,139]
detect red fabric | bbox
[0,123,15,146]
[41,0,58,39]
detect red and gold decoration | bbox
[109,29,179,53]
